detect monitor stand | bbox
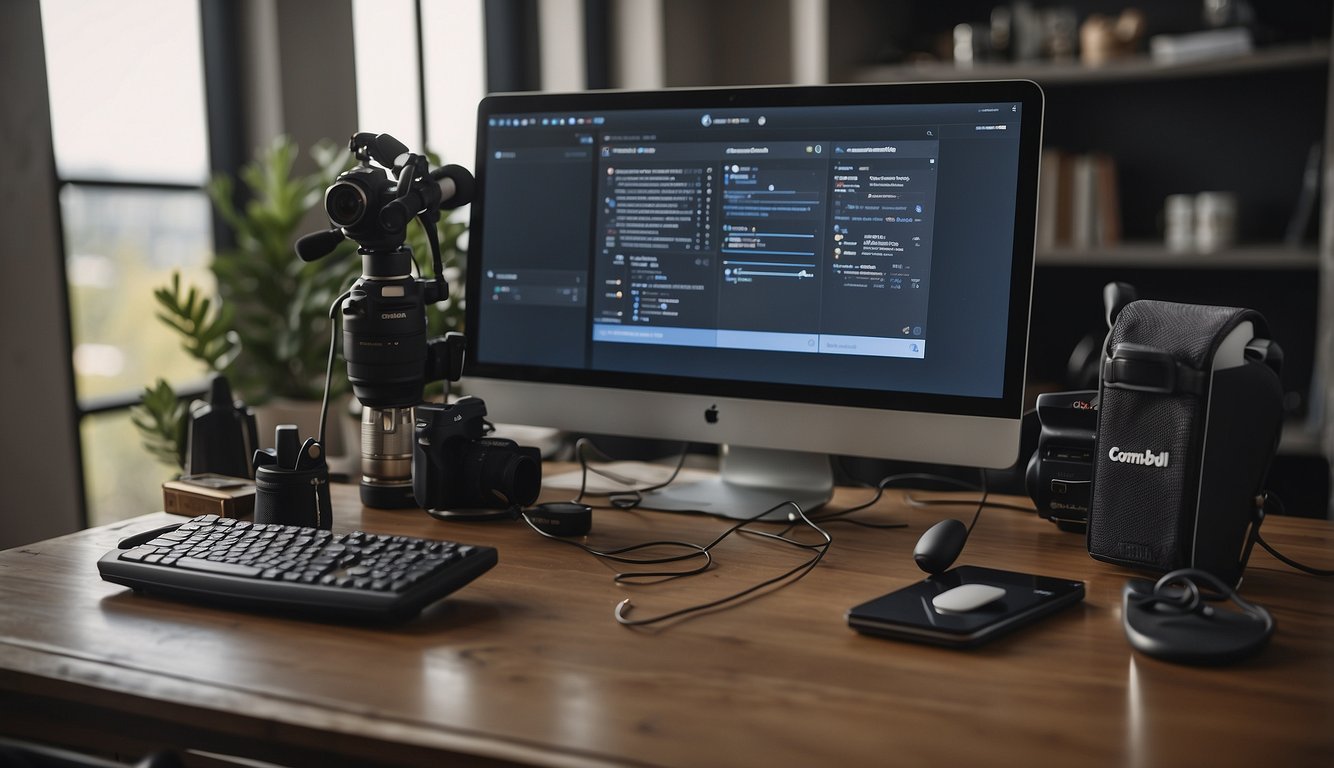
[640,445,833,520]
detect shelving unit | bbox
[614,0,1333,513]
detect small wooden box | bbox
[162,474,256,519]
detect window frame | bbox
[51,0,549,526]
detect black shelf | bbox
[852,42,1329,86]
[1037,243,1319,269]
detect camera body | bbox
[412,396,542,512]
[1025,390,1098,532]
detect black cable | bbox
[1252,493,1334,577]
[546,441,1008,626]
[807,473,900,527]
[1256,536,1334,576]
[519,513,714,583]
[1255,509,1334,577]
[811,471,986,529]
[424,213,446,299]
[317,288,354,447]
[1141,568,1274,633]
[570,437,690,509]
[523,494,827,610]
[614,500,832,627]
[529,438,833,626]
[905,494,1034,514]
[966,469,989,534]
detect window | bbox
[39,0,493,528]
[42,0,215,526]
[353,0,487,167]
[421,0,487,166]
[352,0,423,154]
[42,0,210,184]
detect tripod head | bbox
[296,132,474,285]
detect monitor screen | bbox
[464,81,1043,515]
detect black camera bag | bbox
[1087,299,1284,586]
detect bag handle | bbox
[1102,342,1208,395]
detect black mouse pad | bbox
[846,566,1085,648]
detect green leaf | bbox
[130,379,189,470]
[152,269,238,373]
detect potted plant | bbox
[133,137,468,472]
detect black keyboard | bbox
[98,515,498,622]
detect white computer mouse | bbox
[932,583,1007,614]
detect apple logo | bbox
[704,404,719,424]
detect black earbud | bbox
[913,518,969,575]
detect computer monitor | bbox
[463,80,1043,517]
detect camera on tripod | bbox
[295,132,537,512]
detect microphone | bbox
[430,164,475,209]
[294,228,346,262]
[380,164,475,230]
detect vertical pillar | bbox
[0,0,86,546]
[1320,19,1334,519]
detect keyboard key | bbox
[175,557,263,578]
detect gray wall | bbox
[0,0,85,548]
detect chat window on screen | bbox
[590,137,938,361]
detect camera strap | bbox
[1102,343,1208,395]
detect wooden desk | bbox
[2,474,1332,767]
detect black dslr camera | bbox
[1025,390,1098,532]
[412,396,542,512]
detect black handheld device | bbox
[847,566,1085,648]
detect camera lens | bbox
[326,180,368,228]
[470,441,541,508]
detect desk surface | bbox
[2,473,1333,767]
